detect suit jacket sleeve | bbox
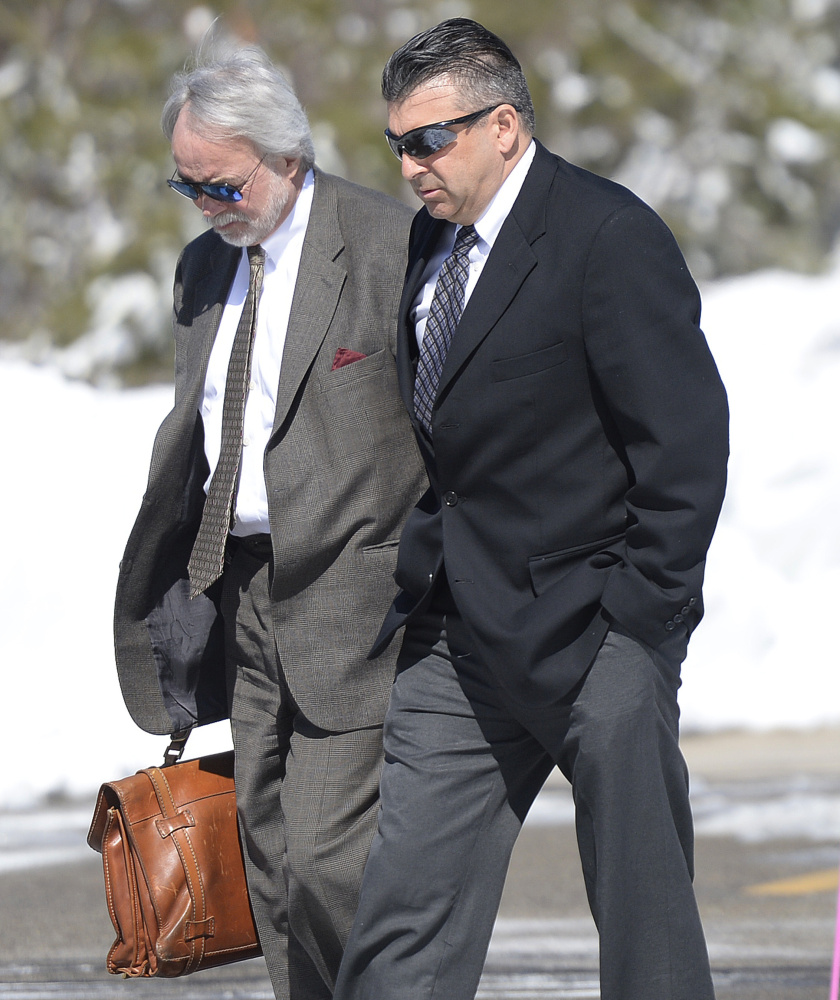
[583,202,729,648]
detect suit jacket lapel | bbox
[270,170,346,440]
[436,142,556,398]
[396,216,442,415]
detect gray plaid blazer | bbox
[114,170,425,736]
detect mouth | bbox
[211,212,248,230]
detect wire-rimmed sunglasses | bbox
[167,156,266,203]
[384,105,503,160]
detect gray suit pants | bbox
[333,608,715,1000]
[222,541,384,1000]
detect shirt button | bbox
[443,491,458,507]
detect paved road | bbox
[1,728,837,999]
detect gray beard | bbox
[211,178,291,247]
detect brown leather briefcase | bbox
[87,747,262,977]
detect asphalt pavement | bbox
[1,727,838,999]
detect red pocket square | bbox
[332,348,367,371]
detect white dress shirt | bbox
[200,169,315,536]
[411,140,536,350]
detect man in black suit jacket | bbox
[333,19,729,1000]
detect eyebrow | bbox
[176,171,227,184]
[175,159,262,187]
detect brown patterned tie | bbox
[188,244,265,598]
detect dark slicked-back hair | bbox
[382,18,536,135]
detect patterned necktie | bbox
[414,224,479,436]
[188,244,266,598]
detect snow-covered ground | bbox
[1,258,839,809]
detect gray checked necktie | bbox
[414,224,479,436]
[188,244,265,598]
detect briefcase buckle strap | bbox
[185,917,216,941]
[155,809,196,838]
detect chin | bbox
[424,203,454,220]
[214,222,266,248]
[217,231,251,247]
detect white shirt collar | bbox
[258,168,315,269]
[470,139,536,251]
[411,141,537,345]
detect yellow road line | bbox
[746,869,838,896]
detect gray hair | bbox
[162,44,315,170]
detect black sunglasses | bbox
[167,156,265,203]
[384,105,502,160]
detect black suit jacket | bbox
[374,141,729,711]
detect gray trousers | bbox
[222,541,384,1000]
[333,608,715,1000]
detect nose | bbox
[197,193,227,216]
[400,153,427,181]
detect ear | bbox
[495,105,521,154]
[268,154,301,178]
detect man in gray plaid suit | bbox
[112,43,424,999]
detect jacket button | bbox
[443,491,459,507]
[664,620,676,631]
[673,613,684,624]
[681,605,692,616]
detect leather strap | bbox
[144,766,210,974]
